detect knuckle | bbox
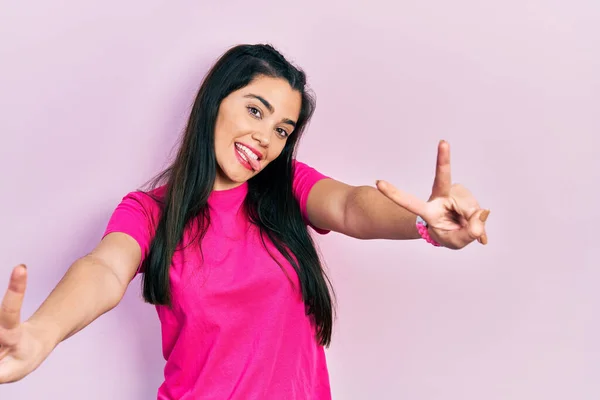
[0,304,18,315]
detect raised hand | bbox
[376,140,490,250]
[0,265,47,384]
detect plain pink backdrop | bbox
[1,1,598,399]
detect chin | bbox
[215,163,251,186]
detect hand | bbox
[0,265,48,384]
[376,140,490,250]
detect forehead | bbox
[237,75,302,116]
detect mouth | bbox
[234,142,262,171]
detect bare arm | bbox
[0,232,141,383]
[304,141,489,248]
[29,232,141,350]
[306,179,421,240]
[30,233,140,345]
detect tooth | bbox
[244,148,257,159]
[236,143,259,160]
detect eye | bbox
[247,106,262,119]
[276,127,289,138]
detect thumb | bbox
[471,209,490,245]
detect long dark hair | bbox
[140,44,334,346]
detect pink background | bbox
[1,1,598,399]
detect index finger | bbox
[376,180,428,217]
[0,265,27,330]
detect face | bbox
[213,75,302,191]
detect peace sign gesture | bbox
[376,140,490,250]
[0,265,47,384]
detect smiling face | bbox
[213,75,302,191]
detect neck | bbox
[213,172,247,191]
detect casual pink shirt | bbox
[103,161,332,400]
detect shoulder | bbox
[115,184,167,219]
[292,159,326,178]
[290,159,330,200]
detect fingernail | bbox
[481,234,488,245]
[479,209,490,222]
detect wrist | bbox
[24,316,62,356]
[427,225,442,246]
[415,216,442,247]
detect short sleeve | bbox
[102,191,158,273]
[292,160,331,235]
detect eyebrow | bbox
[244,94,297,128]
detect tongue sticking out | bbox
[247,155,260,171]
[237,146,261,171]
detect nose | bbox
[251,130,270,147]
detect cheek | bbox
[215,121,235,143]
[265,141,288,162]
[215,109,244,143]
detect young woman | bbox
[0,44,489,399]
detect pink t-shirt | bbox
[103,161,332,400]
